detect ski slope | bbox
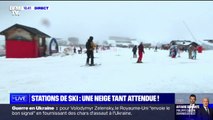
[0,48,213,103]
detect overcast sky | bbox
[0,1,213,44]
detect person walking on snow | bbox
[177,46,182,58]
[132,45,137,58]
[192,46,197,60]
[79,47,82,54]
[170,43,177,58]
[86,36,96,66]
[73,47,76,53]
[137,42,145,63]
[154,46,158,52]
[96,45,99,53]
[188,45,194,59]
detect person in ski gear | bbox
[188,45,194,59]
[192,46,197,60]
[154,46,158,52]
[86,36,96,66]
[170,42,177,58]
[73,47,76,53]
[78,47,82,54]
[137,42,145,63]
[177,46,182,58]
[132,45,137,58]
[96,45,99,53]
[177,48,181,57]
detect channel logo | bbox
[10,94,28,103]
[9,6,49,16]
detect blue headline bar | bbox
[10,93,174,104]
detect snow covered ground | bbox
[0,48,213,103]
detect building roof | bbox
[204,39,213,42]
[171,40,191,42]
[170,40,192,46]
[0,23,50,38]
[109,36,136,42]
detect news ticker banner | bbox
[10,93,174,104]
[6,93,213,120]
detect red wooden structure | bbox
[0,24,50,58]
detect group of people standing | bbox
[73,47,83,54]
[169,43,199,60]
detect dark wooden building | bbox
[0,24,50,58]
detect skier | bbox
[177,48,181,57]
[169,47,172,57]
[86,36,96,66]
[73,47,76,53]
[132,45,137,58]
[154,46,158,52]
[96,45,99,53]
[192,47,197,60]
[170,42,177,58]
[188,45,194,59]
[137,42,145,63]
[79,47,82,54]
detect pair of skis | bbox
[80,63,101,67]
